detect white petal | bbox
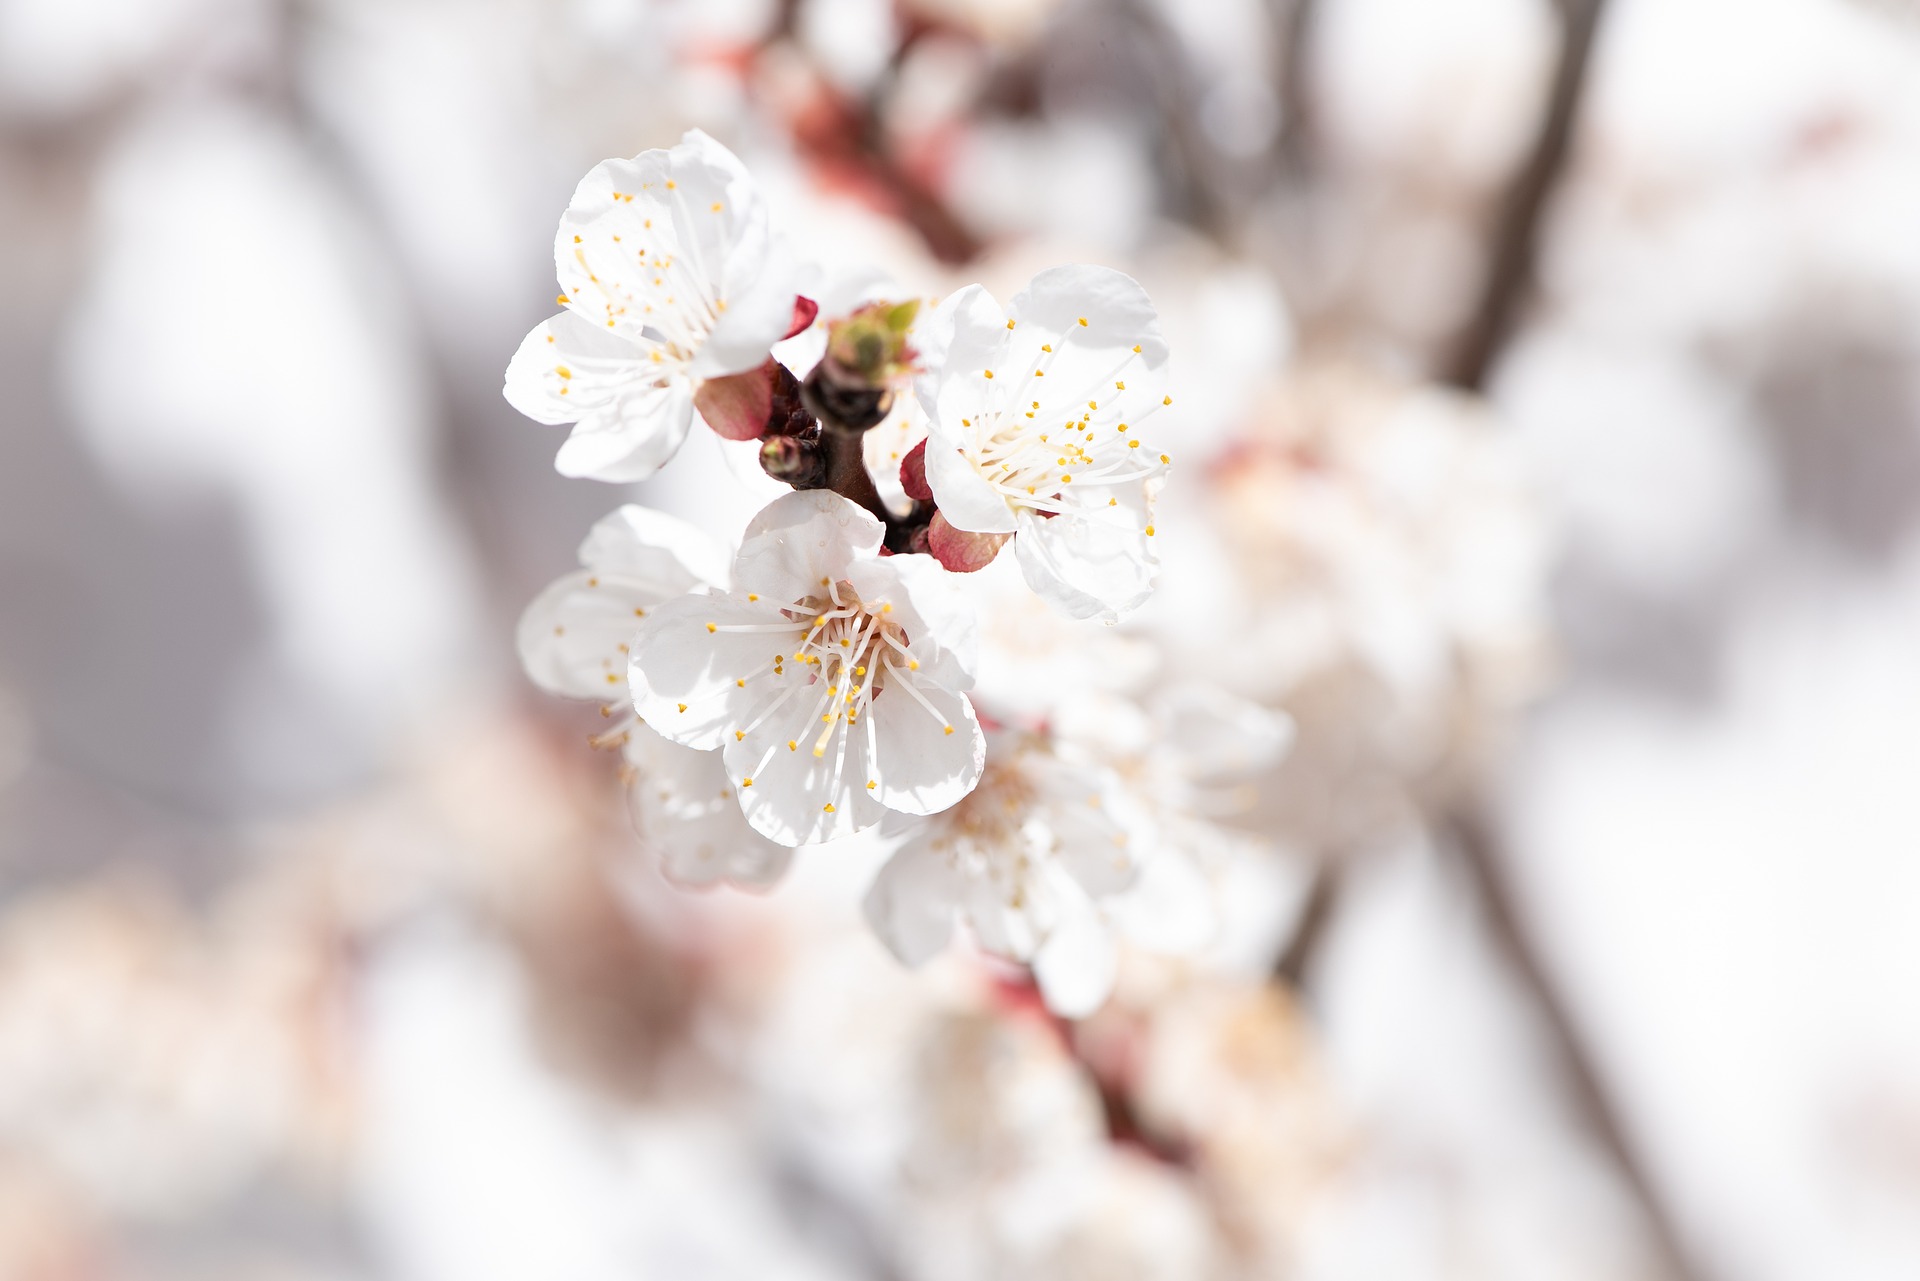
[862,838,962,966]
[1151,684,1295,782]
[693,233,798,379]
[555,138,745,349]
[628,595,795,749]
[845,552,980,686]
[732,490,885,601]
[1031,880,1119,1018]
[503,311,658,425]
[515,570,651,701]
[1013,502,1157,622]
[579,504,731,593]
[622,725,794,891]
[924,416,1017,533]
[723,674,887,845]
[862,397,930,517]
[1108,849,1216,955]
[916,283,1010,417]
[552,380,696,483]
[1007,264,1168,368]
[870,681,985,816]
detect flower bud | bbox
[759,433,828,489]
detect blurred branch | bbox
[1443,0,1610,391]
[1272,0,1319,177]
[1272,856,1341,988]
[1441,806,1708,1281]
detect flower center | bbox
[711,577,957,805]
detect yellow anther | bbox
[823,803,835,812]
[556,293,570,305]
[1088,401,1098,410]
[1006,319,1016,329]
[1132,344,1142,353]
[943,725,954,735]
[734,730,744,740]
[1160,453,1170,463]
[573,235,582,243]
[665,180,676,189]
[742,777,753,786]
[983,370,994,379]
[1129,440,1141,449]
[1145,525,1156,536]
[747,593,758,601]
[706,622,717,633]
[606,673,619,684]
[855,666,867,676]
[1163,395,1172,405]
[1041,344,1052,352]
[587,577,599,587]
[867,780,877,789]
[677,702,688,712]
[633,607,646,617]
[555,365,573,379]
[788,740,797,751]
[735,678,746,687]
[1077,317,1088,327]
[710,202,722,212]
[1115,381,1125,390]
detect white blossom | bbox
[862,730,1155,1017]
[504,130,801,482]
[917,264,1174,620]
[627,491,986,847]
[516,503,790,890]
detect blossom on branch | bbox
[505,130,803,481]
[627,491,987,847]
[862,729,1157,1018]
[516,504,790,890]
[918,265,1175,621]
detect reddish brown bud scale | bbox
[900,439,933,502]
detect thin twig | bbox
[1443,0,1610,391]
[1272,856,1341,987]
[1442,807,1707,1281]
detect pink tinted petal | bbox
[928,511,1010,573]
[692,362,775,440]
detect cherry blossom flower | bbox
[862,729,1156,1016]
[917,265,1174,620]
[627,490,986,847]
[504,130,802,482]
[516,503,790,890]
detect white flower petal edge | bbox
[518,504,790,892]
[628,491,987,847]
[516,504,727,700]
[919,266,1174,620]
[860,733,1153,1017]
[504,129,799,482]
[623,723,793,891]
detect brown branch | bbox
[1443,0,1610,391]
[1272,856,1341,987]
[1442,807,1707,1281]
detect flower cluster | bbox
[511,131,1237,1015]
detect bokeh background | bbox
[3,0,1920,1277]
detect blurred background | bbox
[3,0,1920,1276]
